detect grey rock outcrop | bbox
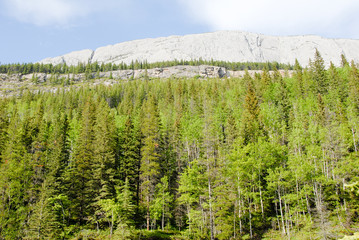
[0,66,293,97]
[39,31,359,67]
[90,65,229,79]
[40,49,94,66]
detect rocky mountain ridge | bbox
[0,65,290,97]
[39,31,359,67]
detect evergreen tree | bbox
[46,113,70,195]
[140,94,161,230]
[311,49,328,94]
[241,80,261,144]
[0,109,33,239]
[119,116,141,205]
[25,181,55,239]
[341,53,349,67]
[349,61,359,113]
[277,72,291,131]
[150,176,173,230]
[66,99,96,225]
[293,59,304,96]
[97,178,135,238]
[0,101,8,160]
[1,52,359,239]
[92,98,117,201]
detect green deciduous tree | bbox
[151,176,173,230]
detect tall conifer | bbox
[140,94,161,230]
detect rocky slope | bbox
[0,65,291,97]
[39,31,359,67]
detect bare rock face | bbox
[38,31,359,67]
[101,65,228,79]
[40,49,94,66]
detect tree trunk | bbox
[352,128,357,152]
[146,196,150,231]
[249,197,253,239]
[208,177,215,240]
[305,193,312,221]
[233,204,236,239]
[259,186,264,218]
[284,202,290,238]
[110,209,114,239]
[162,195,165,231]
[187,205,191,235]
[278,186,286,235]
[237,178,243,234]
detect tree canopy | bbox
[0,53,358,239]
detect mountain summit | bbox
[39,31,359,67]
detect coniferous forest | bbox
[1,52,359,239]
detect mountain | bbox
[39,31,359,67]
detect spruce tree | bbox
[294,59,304,96]
[92,98,117,202]
[150,176,173,230]
[349,61,359,113]
[140,94,161,230]
[46,113,70,195]
[278,75,291,130]
[66,99,96,225]
[241,80,261,144]
[0,109,33,239]
[311,49,328,94]
[119,116,141,205]
[0,101,8,161]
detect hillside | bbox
[1,51,359,239]
[39,31,359,67]
[0,64,290,97]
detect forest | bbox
[0,51,359,240]
[0,58,292,75]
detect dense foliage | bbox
[0,52,359,239]
[0,59,292,75]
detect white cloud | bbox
[2,0,128,27]
[177,0,359,38]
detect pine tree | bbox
[92,98,117,202]
[25,181,55,239]
[117,178,136,225]
[178,160,206,237]
[327,62,346,105]
[278,75,291,132]
[150,176,173,230]
[293,59,304,96]
[0,101,8,161]
[119,116,141,205]
[241,80,261,144]
[46,113,70,196]
[341,53,349,67]
[98,178,135,238]
[66,99,96,225]
[0,109,33,239]
[349,61,359,113]
[311,49,328,95]
[140,94,161,230]
[316,93,325,126]
[259,66,271,98]
[224,107,238,148]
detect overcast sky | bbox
[1,0,358,64]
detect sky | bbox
[1,0,359,64]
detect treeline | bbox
[0,51,359,239]
[0,58,292,75]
